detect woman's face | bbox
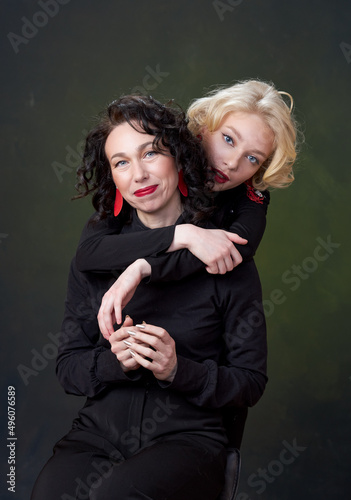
[105,122,182,228]
[202,112,275,191]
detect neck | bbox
[136,197,183,229]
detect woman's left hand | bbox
[126,323,178,382]
[98,259,152,339]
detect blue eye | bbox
[223,134,234,146]
[247,155,259,165]
[115,160,128,168]
[145,151,157,158]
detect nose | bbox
[224,152,239,171]
[133,160,149,182]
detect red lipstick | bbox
[134,185,158,197]
[213,168,229,184]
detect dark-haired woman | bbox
[31,96,267,500]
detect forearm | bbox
[76,214,176,272]
[147,247,205,283]
[148,222,247,280]
[228,216,266,260]
[56,258,143,397]
[219,185,270,260]
[56,344,136,397]
[163,355,267,408]
[166,224,200,252]
[141,225,206,282]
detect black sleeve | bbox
[56,258,143,397]
[215,183,270,261]
[146,249,205,282]
[146,185,270,282]
[159,262,268,408]
[75,213,176,273]
[76,183,270,280]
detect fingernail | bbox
[129,349,136,357]
[136,324,146,329]
[123,340,132,347]
[127,330,136,336]
[125,315,130,319]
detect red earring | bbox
[196,134,203,142]
[178,170,188,197]
[114,188,123,216]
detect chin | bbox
[213,182,231,192]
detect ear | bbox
[196,126,206,142]
[197,125,210,141]
[199,125,207,134]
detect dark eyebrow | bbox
[226,126,266,158]
[110,141,153,161]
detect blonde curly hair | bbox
[187,80,298,190]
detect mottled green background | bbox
[1,0,350,498]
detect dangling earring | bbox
[178,170,188,197]
[196,134,203,142]
[114,188,123,216]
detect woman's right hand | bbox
[169,225,247,274]
[109,316,142,372]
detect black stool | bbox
[217,407,248,500]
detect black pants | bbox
[31,430,226,500]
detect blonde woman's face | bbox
[202,112,274,191]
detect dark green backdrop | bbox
[1,1,350,498]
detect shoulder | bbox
[78,212,123,243]
[244,181,270,206]
[213,183,270,227]
[215,182,270,209]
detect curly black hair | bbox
[75,95,213,225]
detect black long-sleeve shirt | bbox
[56,212,267,448]
[75,183,270,281]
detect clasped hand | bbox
[178,226,247,275]
[109,316,177,383]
